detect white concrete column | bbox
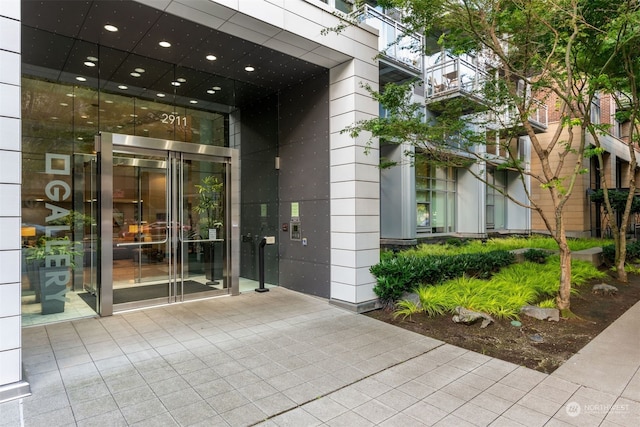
[0,0,30,402]
[329,58,381,311]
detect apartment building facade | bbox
[1,0,381,401]
[7,0,609,403]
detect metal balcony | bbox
[424,54,489,112]
[488,100,549,135]
[356,5,423,78]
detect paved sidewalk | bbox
[0,287,638,426]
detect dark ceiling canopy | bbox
[21,0,327,109]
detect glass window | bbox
[486,169,507,229]
[416,159,456,233]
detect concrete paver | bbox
[1,287,638,426]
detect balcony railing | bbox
[488,100,548,133]
[356,5,423,72]
[424,54,489,103]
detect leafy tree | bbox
[577,0,640,282]
[334,0,637,316]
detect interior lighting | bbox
[171,81,181,86]
[212,86,221,90]
[207,90,215,94]
[104,100,114,104]
[76,76,87,82]
[189,100,198,104]
[134,68,145,73]
[177,77,186,83]
[118,85,128,90]
[245,66,255,72]
[157,93,166,97]
[206,55,217,61]
[84,61,96,67]
[130,72,141,77]
[159,41,171,48]
[87,56,98,62]
[104,24,118,32]
[60,102,68,106]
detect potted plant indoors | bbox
[26,236,81,314]
[193,176,224,284]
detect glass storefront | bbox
[21,75,231,325]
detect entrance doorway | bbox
[96,133,238,313]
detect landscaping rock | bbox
[592,283,618,295]
[520,305,560,322]
[452,306,494,328]
[529,334,544,343]
[401,292,421,306]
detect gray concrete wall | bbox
[239,95,280,285]
[278,72,331,298]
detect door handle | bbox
[116,238,168,247]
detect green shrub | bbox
[393,299,421,320]
[538,298,556,308]
[602,240,640,264]
[394,257,606,320]
[371,250,515,304]
[523,248,550,264]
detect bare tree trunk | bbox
[555,229,573,317]
[617,233,628,283]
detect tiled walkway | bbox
[1,287,638,426]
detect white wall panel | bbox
[0,118,20,151]
[0,283,20,317]
[0,317,20,351]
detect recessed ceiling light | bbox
[104,100,114,104]
[60,102,68,107]
[84,61,96,67]
[76,76,87,82]
[207,90,215,94]
[104,24,118,32]
[134,68,145,73]
[189,100,198,104]
[159,41,171,48]
[118,85,128,90]
[213,86,221,91]
[157,93,166,98]
[78,137,84,140]
[66,93,76,97]
[245,66,255,72]
[86,121,93,125]
[171,81,181,86]
[80,115,88,119]
[177,77,186,83]
[117,125,123,128]
[130,72,141,77]
[87,56,98,62]
[206,54,217,61]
